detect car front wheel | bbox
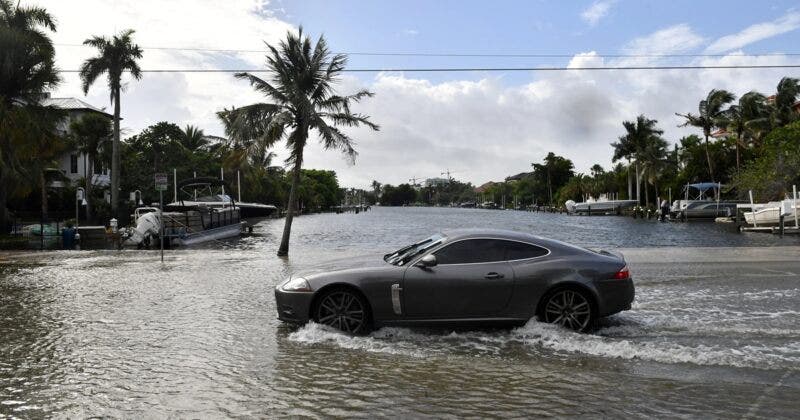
[542,288,594,332]
[313,288,371,334]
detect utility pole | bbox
[441,169,456,182]
[408,177,420,187]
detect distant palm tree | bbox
[79,29,143,219]
[0,0,61,228]
[180,125,209,152]
[611,115,663,204]
[677,89,735,182]
[219,28,379,256]
[771,77,800,127]
[70,114,112,221]
[371,180,381,201]
[724,91,767,173]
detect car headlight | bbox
[282,277,312,292]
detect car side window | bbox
[503,241,549,260]
[433,239,507,264]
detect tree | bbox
[611,115,663,204]
[180,125,209,152]
[532,152,574,206]
[69,113,112,221]
[677,89,735,182]
[79,29,143,219]
[0,0,61,229]
[218,28,379,256]
[724,91,767,173]
[371,180,381,201]
[771,77,800,128]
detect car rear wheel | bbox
[542,288,594,332]
[313,288,371,334]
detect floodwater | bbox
[1,207,798,418]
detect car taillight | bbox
[612,265,630,280]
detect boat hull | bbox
[172,222,245,246]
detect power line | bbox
[53,43,800,58]
[56,64,800,73]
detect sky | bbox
[31,0,800,188]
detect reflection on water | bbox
[1,208,798,417]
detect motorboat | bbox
[744,199,800,226]
[565,194,637,215]
[165,177,277,222]
[124,178,247,248]
[671,182,742,219]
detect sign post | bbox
[155,173,168,262]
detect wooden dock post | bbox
[779,214,785,237]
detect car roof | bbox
[440,228,541,242]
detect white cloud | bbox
[401,29,419,36]
[581,0,617,26]
[706,10,800,53]
[622,24,705,55]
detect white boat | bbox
[670,182,741,219]
[124,207,245,248]
[565,194,637,215]
[165,177,277,222]
[744,199,800,226]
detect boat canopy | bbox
[176,177,236,206]
[686,182,722,191]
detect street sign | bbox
[154,173,168,191]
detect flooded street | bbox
[1,207,799,417]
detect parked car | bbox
[275,229,634,333]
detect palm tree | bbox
[218,28,379,256]
[724,91,767,173]
[79,29,143,219]
[771,77,800,127]
[611,115,663,204]
[180,125,209,152]
[371,180,381,202]
[70,114,112,221]
[677,89,735,182]
[0,0,60,229]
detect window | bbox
[70,154,78,174]
[503,241,549,260]
[434,239,507,264]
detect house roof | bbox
[474,181,496,193]
[42,97,113,118]
[505,171,532,182]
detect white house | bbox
[42,96,113,190]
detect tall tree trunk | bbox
[40,170,48,221]
[547,169,552,206]
[111,88,121,220]
[644,170,649,208]
[0,168,7,234]
[277,151,303,257]
[627,161,632,200]
[86,157,94,221]
[704,133,715,182]
[635,162,641,205]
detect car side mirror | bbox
[416,254,437,268]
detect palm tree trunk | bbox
[277,151,303,257]
[644,170,649,208]
[86,157,94,221]
[627,161,632,200]
[0,168,7,233]
[635,162,641,205]
[40,170,48,221]
[111,87,121,219]
[704,133,715,182]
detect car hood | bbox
[292,253,395,280]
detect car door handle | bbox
[485,272,504,279]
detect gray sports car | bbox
[275,229,634,333]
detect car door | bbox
[401,239,514,318]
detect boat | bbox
[670,183,742,220]
[124,178,247,248]
[565,194,637,215]
[165,177,277,222]
[744,199,800,226]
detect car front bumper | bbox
[274,287,314,324]
[594,278,635,317]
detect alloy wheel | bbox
[543,289,593,332]
[315,290,367,334]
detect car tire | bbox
[313,287,371,335]
[540,287,595,332]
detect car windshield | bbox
[384,233,446,266]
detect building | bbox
[505,172,533,183]
[42,97,113,189]
[424,177,449,188]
